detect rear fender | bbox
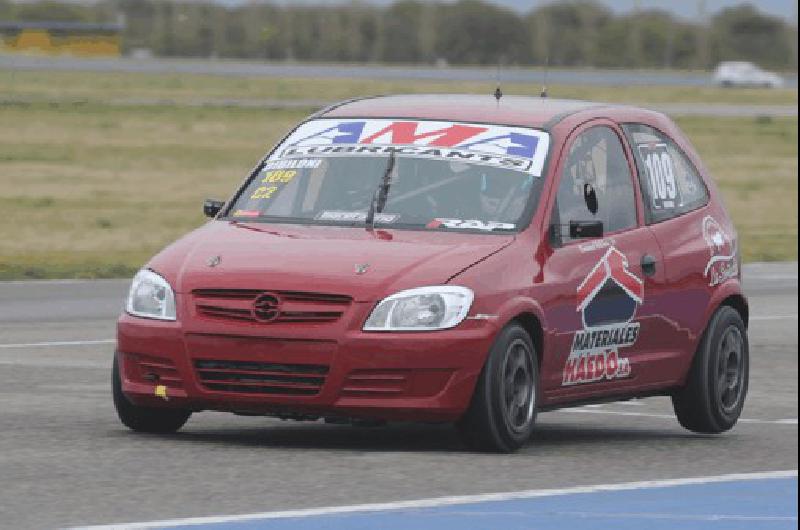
[682,279,748,385]
[704,279,748,330]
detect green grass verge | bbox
[1,69,797,106]
[675,115,798,262]
[0,253,141,280]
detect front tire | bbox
[112,355,191,434]
[457,324,538,452]
[672,306,749,433]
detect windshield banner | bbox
[276,118,551,177]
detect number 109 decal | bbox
[638,143,680,210]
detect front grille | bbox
[193,289,352,324]
[195,359,329,396]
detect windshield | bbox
[227,118,551,233]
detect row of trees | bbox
[0,0,797,70]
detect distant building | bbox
[0,21,123,57]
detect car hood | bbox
[149,221,514,302]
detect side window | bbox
[622,123,709,224]
[554,126,637,243]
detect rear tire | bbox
[672,306,749,433]
[112,355,191,434]
[457,324,538,452]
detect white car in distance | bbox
[714,61,784,88]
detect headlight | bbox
[363,286,474,331]
[126,269,177,321]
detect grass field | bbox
[0,70,796,279]
[1,70,798,106]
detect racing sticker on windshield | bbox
[315,210,399,224]
[275,119,550,177]
[261,169,297,184]
[426,218,515,231]
[562,247,644,386]
[250,166,305,202]
[263,158,322,170]
[250,185,279,200]
[702,215,738,286]
[638,143,681,210]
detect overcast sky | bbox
[228,0,797,22]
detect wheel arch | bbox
[680,284,748,386]
[719,293,749,328]
[492,297,548,370]
[511,312,544,369]
[703,280,749,333]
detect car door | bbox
[538,121,670,403]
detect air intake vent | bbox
[195,359,329,396]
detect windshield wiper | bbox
[365,150,396,231]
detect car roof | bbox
[318,94,639,130]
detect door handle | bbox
[641,254,657,276]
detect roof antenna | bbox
[494,59,503,104]
[540,56,549,98]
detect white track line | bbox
[0,339,115,349]
[563,407,798,425]
[745,274,799,281]
[74,470,798,530]
[751,315,798,321]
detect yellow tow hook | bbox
[154,384,169,401]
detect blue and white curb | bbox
[76,469,797,530]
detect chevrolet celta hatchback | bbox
[114,95,749,452]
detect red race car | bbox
[114,94,748,452]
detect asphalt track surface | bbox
[2,54,798,89]
[0,262,797,528]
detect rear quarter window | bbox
[623,123,709,224]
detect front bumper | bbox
[116,310,497,422]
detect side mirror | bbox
[569,220,603,239]
[203,199,225,218]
